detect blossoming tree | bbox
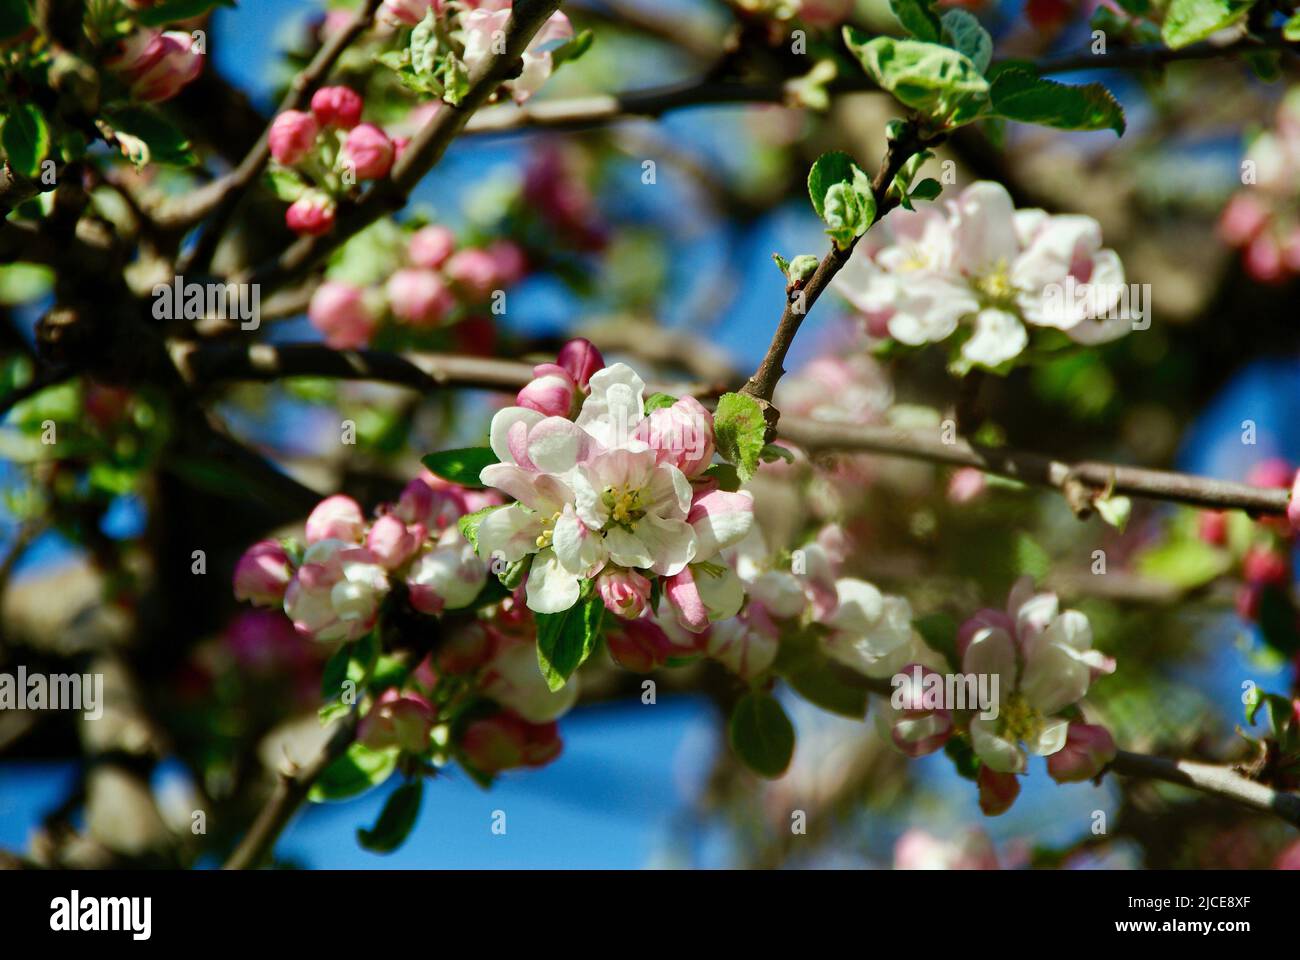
[3,0,1300,870]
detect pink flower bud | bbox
[392,136,410,166]
[597,568,653,621]
[977,766,1020,817]
[233,539,293,606]
[443,248,499,300]
[1236,583,1262,621]
[386,268,453,326]
[285,191,336,236]
[366,514,424,569]
[1246,232,1286,284]
[344,123,394,180]
[459,712,562,773]
[1243,545,1289,587]
[436,622,494,675]
[109,30,204,103]
[310,85,364,129]
[308,281,374,349]
[305,495,366,545]
[379,0,440,26]
[408,224,456,269]
[268,109,319,166]
[1219,194,1270,246]
[947,466,987,504]
[1289,470,1300,536]
[515,363,577,418]
[360,689,436,753]
[225,609,307,672]
[556,337,604,389]
[605,618,673,672]
[1046,723,1117,783]
[634,396,715,477]
[1198,510,1228,546]
[1248,458,1294,489]
[486,240,526,285]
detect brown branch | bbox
[247,0,564,294]
[1110,750,1300,827]
[223,711,359,870]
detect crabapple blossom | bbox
[820,578,918,678]
[366,514,425,570]
[596,567,652,620]
[461,9,574,103]
[344,123,395,180]
[556,337,604,389]
[961,577,1115,774]
[480,634,579,722]
[663,488,754,632]
[408,225,456,269]
[387,268,453,325]
[877,661,955,757]
[460,712,562,773]
[305,495,367,545]
[833,181,1130,370]
[604,617,673,672]
[310,85,364,129]
[359,689,436,752]
[232,539,293,606]
[380,0,442,26]
[268,110,319,166]
[109,30,204,103]
[308,281,375,348]
[633,396,715,478]
[1046,722,1117,783]
[286,191,337,236]
[283,539,389,643]
[405,527,488,614]
[515,363,579,418]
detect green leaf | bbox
[457,503,504,552]
[644,392,678,412]
[913,612,959,667]
[940,9,992,74]
[357,779,423,853]
[843,29,989,127]
[1135,539,1231,589]
[1094,494,1132,531]
[104,107,197,167]
[421,446,497,489]
[701,463,741,492]
[2,104,49,179]
[787,254,819,282]
[759,443,795,465]
[137,0,233,27]
[1161,0,1253,49]
[320,634,378,702]
[990,68,1126,136]
[712,392,767,483]
[550,28,593,69]
[908,176,943,203]
[535,595,605,691]
[729,692,795,778]
[1285,11,1300,41]
[783,661,868,719]
[0,0,32,42]
[309,741,398,802]
[807,151,876,249]
[889,0,941,42]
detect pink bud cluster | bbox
[270,87,401,237]
[232,476,499,642]
[306,225,526,348]
[1219,92,1300,283]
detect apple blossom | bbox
[605,617,673,672]
[305,495,366,545]
[961,577,1115,774]
[406,527,488,614]
[366,514,425,570]
[820,578,917,678]
[387,268,453,325]
[515,363,579,418]
[556,337,604,389]
[480,635,579,723]
[308,281,375,349]
[310,85,364,129]
[596,567,652,620]
[268,110,319,166]
[1046,722,1117,783]
[878,662,954,757]
[380,0,442,26]
[286,191,337,236]
[232,539,294,606]
[459,712,562,773]
[344,123,395,180]
[408,225,456,269]
[109,30,204,103]
[633,396,715,478]
[461,9,573,104]
[359,689,436,752]
[662,488,754,632]
[444,248,500,299]
[283,539,389,643]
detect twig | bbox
[223,711,359,870]
[1110,750,1300,827]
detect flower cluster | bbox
[834,181,1133,371]
[269,86,402,236]
[233,475,497,642]
[470,339,757,627]
[306,224,526,348]
[107,28,204,103]
[1219,89,1300,284]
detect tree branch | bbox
[222,711,359,870]
[1110,750,1300,827]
